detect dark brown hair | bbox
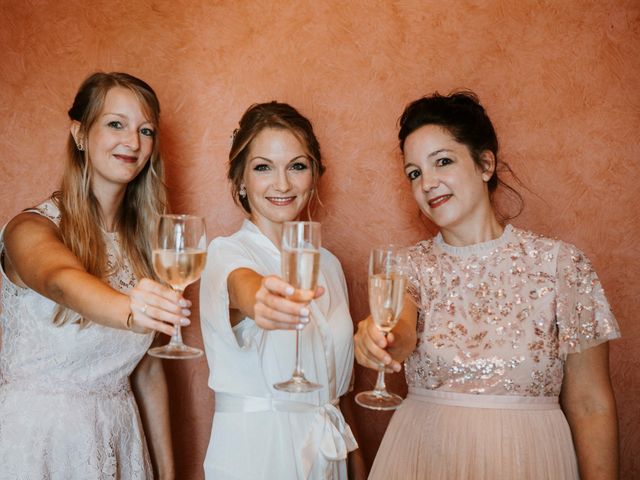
[398,91,523,220]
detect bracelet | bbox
[125,311,134,330]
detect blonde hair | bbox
[53,72,166,325]
[228,102,325,216]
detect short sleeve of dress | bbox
[199,235,261,350]
[555,242,620,356]
[405,244,423,306]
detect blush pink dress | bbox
[369,225,620,480]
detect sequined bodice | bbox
[404,225,619,396]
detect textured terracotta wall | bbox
[1,1,638,478]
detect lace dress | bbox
[0,199,155,480]
[369,225,620,480]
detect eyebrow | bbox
[249,155,309,163]
[427,148,453,158]
[102,112,154,125]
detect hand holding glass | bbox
[148,214,206,360]
[274,221,322,393]
[355,246,407,410]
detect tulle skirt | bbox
[369,388,579,480]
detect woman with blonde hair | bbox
[200,102,363,479]
[0,72,188,478]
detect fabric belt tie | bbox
[408,387,560,410]
[215,392,357,477]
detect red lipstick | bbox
[427,194,452,208]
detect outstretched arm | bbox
[561,342,618,479]
[3,212,187,334]
[227,267,322,330]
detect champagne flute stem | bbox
[372,366,387,394]
[372,331,389,394]
[292,328,304,379]
[168,288,185,346]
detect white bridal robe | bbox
[199,220,357,480]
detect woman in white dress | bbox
[0,72,190,479]
[354,91,619,479]
[200,102,363,479]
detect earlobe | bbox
[70,121,84,150]
[480,151,496,182]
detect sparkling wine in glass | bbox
[355,246,407,410]
[148,214,206,360]
[274,221,322,393]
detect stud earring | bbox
[77,142,84,151]
[239,186,247,198]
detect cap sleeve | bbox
[555,242,620,356]
[199,235,263,350]
[405,243,426,306]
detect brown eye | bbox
[406,169,420,181]
[436,157,453,167]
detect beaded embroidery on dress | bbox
[369,225,620,480]
[0,198,154,480]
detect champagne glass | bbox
[274,221,322,393]
[148,214,207,359]
[355,246,407,410]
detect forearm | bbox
[562,343,619,479]
[387,314,418,363]
[227,268,263,321]
[564,402,618,479]
[47,268,130,328]
[387,296,418,364]
[131,355,175,479]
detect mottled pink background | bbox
[1,1,638,478]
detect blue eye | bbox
[107,121,123,129]
[140,127,155,137]
[290,162,308,171]
[436,157,453,167]
[406,169,420,181]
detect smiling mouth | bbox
[114,154,138,163]
[427,194,452,208]
[266,196,296,206]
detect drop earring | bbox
[239,185,247,198]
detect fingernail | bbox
[295,323,305,330]
[300,316,309,324]
[182,309,191,316]
[180,317,190,326]
[383,355,391,364]
[394,364,401,373]
[300,308,309,317]
[379,341,386,348]
[285,287,294,296]
[179,299,189,307]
